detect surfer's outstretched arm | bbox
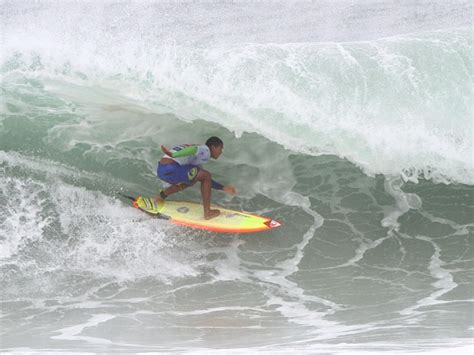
[223,185,237,194]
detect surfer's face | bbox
[210,145,223,159]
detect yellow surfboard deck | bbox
[130,196,282,233]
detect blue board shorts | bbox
[157,162,199,186]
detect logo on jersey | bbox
[172,144,193,153]
[187,167,198,181]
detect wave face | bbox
[2,1,473,185]
[134,31,472,185]
[1,1,473,353]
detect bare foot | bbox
[204,209,220,220]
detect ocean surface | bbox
[1,1,473,353]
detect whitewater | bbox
[1,1,473,353]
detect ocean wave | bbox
[2,27,472,185]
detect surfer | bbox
[156,137,236,220]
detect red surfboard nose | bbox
[264,219,282,229]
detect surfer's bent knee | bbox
[196,169,211,181]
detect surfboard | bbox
[122,195,282,233]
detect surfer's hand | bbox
[223,185,236,195]
[161,145,173,156]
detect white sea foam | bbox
[51,314,115,344]
[399,235,458,316]
[0,152,207,285]
[382,177,422,229]
[0,176,49,259]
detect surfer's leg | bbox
[154,183,190,202]
[195,169,220,220]
[156,163,194,201]
[162,183,187,197]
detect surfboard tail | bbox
[118,194,170,220]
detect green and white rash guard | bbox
[165,144,211,167]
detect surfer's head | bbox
[206,136,223,159]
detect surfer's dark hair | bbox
[206,136,223,148]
